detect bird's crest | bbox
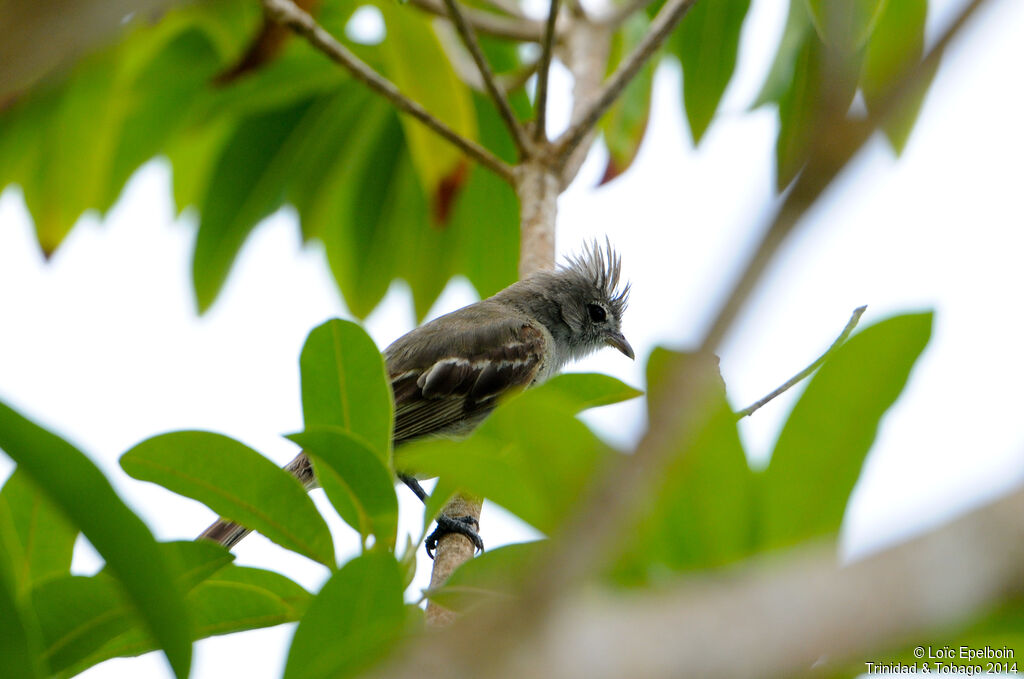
[562,238,630,319]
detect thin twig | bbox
[262,0,514,184]
[533,0,561,142]
[482,0,527,19]
[408,0,544,42]
[499,58,541,92]
[602,0,656,27]
[735,305,867,419]
[564,0,587,19]
[554,0,697,163]
[440,0,531,157]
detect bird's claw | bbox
[426,514,484,559]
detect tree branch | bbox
[262,0,515,184]
[553,0,697,164]
[425,494,483,626]
[532,0,561,142]
[602,0,656,28]
[440,0,531,157]
[735,305,867,419]
[408,0,545,42]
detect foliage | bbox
[5,311,1012,679]
[0,0,932,318]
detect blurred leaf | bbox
[753,0,814,107]
[674,0,751,144]
[806,0,886,50]
[121,431,335,567]
[191,97,318,312]
[861,0,929,153]
[0,549,47,679]
[0,469,77,588]
[775,31,823,189]
[299,319,393,459]
[427,541,543,613]
[600,13,656,182]
[283,552,405,679]
[157,540,235,592]
[376,2,477,211]
[610,349,753,583]
[449,92,521,300]
[288,428,399,551]
[760,312,933,550]
[0,401,192,679]
[397,386,615,533]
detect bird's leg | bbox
[399,474,484,559]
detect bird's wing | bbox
[384,304,548,444]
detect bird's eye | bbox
[587,303,607,323]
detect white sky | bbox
[1,0,1022,676]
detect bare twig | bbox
[602,0,656,28]
[263,0,515,183]
[440,0,531,157]
[409,0,544,42]
[425,494,483,626]
[533,0,561,142]
[554,0,697,163]
[735,305,867,419]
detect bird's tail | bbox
[197,451,317,548]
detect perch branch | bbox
[532,0,562,142]
[409,0,545,42]
[554,0,697,163]
[262,0,514,184]
[440,0,531,156]
[735,305,867,419]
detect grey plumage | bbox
[199,240,632,549]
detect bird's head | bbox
[513,239,633,364]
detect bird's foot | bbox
[426,514,484,559]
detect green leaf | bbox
[753,0,814,107]
[674,0,751,144]
[427,541,543,613]
[0,551,47,679]
[37,541,231,674]
[601,13,657,181]
[287,428,399,551]
[774,30,824,189]
[536,373,643,412]
[58,566,311,677]
[397,387,615,533]
[376,2,477,206]
[610,349,753,583]
[284,552,406,679]
[0,469,77,588]
[760,312,933,550]
[299,319,393,459]
[0,401,192,679]
[192,97,320,312]
[805,0,887,50]
[121,431,335,567]
[861,0,929,153]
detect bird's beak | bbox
[605,331,635,360]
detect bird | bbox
[199,240,633,556]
